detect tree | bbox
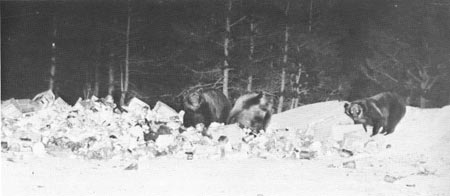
[49,14,57,91]
[360,0,450,107]
[222,0,233,98]
[277,1,290,113]
[246,14,256,92]
[120,0,132,106]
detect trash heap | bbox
[1,90,369,161]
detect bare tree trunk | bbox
[108,64,114,96]
[277,2,290,113]
[278,67,286,113]
[295,66,302,107]
[120,64,124,106]
[83,82,92,100]
[247,75,253,92]
[91,17,101,98]
[247,16,255,92]
[405,88,412,105]
[308,0,313,33]
[290,92,295,109]
[83,62,92,99]
[290,65,302,109]
[419,96,430,108]
[49,15,57,91]
[93,64,99,97]
[121,0,131,106]
[223,0,232,98]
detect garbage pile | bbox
[1,90,367,161]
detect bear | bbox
[182,88,232,128]
[227,92,272,133]
[344,92,406,137]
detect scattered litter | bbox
[383,175,398,183]
[339,149,354,158]
[32,90,56,108]
[416,166,436,176]
[124,163,138,170]
[1,100,22,119]
[186,151,194,160]
[343,160,356,169]
[152,101,179,122]
[1,91,388,162]
[298,150,315,160]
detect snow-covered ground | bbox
[2,101,450,196]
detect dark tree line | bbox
[2,0,450,111]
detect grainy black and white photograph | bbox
[1,0,450,195]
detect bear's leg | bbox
[383,107,405,135]
[370,123,382,137]
[379,118,390,135]
[380,126,387,134]
[362,124,368,133]
[383,124,397,135]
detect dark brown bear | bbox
[183,88,231,128]
[227,92,272,133]
[344,92,406,136]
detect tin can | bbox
[186,152,194,160]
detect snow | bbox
[2,101,450,196]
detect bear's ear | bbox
[256,91,264,99]
[344,102,350,116]
[344,102,350,110]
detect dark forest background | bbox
[2,0,450,111]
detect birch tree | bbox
[247,15,256,92]
[277,1,290,113]
[120,0,132,106]
[222,0,232,98]
[108,62,115,97]
[49,15,57,91]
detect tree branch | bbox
[372,68,399,83]
[182,65,221,74]
[364,55,400,83]
[407,69,422,83]
[230,16,247,27]
[360,59,380,84]
[426,75,441,90]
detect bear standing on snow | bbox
[344,92,406,137]
[227,92,272,133]
[182,88,231,128]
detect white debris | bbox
[1,99,22,119]
[54,97,70,108]
[210,124,244,145]
[32,142,46,157]
[104,95,114,104]
[32,90,56,108]
[152,101,179,122]
[1,95,393,161]
[155,134,175,149]
[90,95,99,101]
[127,97,150,112]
